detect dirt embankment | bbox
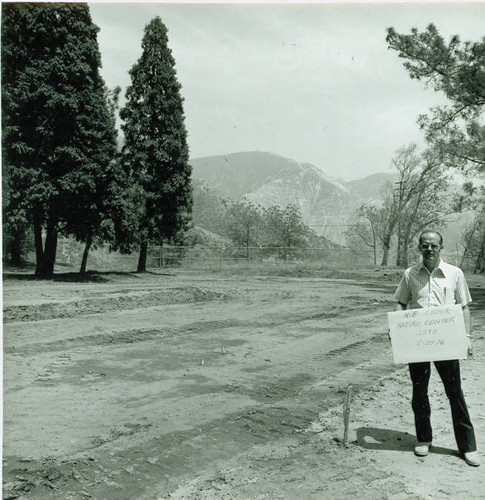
[3,270,485,500]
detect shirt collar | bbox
[419,258,447,277]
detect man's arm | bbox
[463,305,471,336]
[463,305,473,357]
[391,273,409,339]
[388,302,407,340]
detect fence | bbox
[53,240,478,274]
[147,244,385,271]
[54,242,375,273]
[150,246,477,272]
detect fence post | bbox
[220,246,223,271]
[343,384,353,445]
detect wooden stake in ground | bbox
[343,384,353,445]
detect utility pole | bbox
[394,180,404,267]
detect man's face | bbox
[419,233,442,263]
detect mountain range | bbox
[190,151,397,243]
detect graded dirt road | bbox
[3,269,485,500]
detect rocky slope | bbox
[190,151,392,243]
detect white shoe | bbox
[464,451,481,467]
[414,442,431,457]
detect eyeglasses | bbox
[419,244,440,250]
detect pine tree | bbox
[386,25,485,172]
[2,3,118,275]
[120,17,192,272]
[62,85,120,274]
[2,3,33,267]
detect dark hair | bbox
[419,230,443,246]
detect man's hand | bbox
[390,302,406,341]
[463,306,473,359]
[467,337,474,359]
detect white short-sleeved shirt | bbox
[393,260,472,309]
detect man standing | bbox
[393,230,480,466]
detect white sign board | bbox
[387,305,468,364]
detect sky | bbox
[89,1,485,180]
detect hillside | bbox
[343,172,398,201]
[190,151,469,251]
[191,152,361,243]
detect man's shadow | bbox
[355,427,458,456]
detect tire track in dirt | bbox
[2,276,403,500]
[4,353,397,500]
[3,277,396,323]
[4,305,392,402]
[4,336,394,496]
[4,296,392,355]
[4,277,484,500]
[161,286,485,500]
[5,323,396,500]
[123,351,396,500]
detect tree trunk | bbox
[34,215,44,274]
[8,226,24,266]
[399,227,412,268]
[380,221,396,267]
[381,245,390,266]
[137,240,148,272]
[35,226,57,276]
[401,246,409,269]
[34,206,58,277]
[372,228,377,266]
[460,224,478,269]
[44,227,58,275]
[246,226,250,259]
[460,242,471,269]
[380,231,392,266]
[396,231,406,267]
[474,231,485,274]
[80,232,93,274]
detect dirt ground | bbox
[2,267,485,500]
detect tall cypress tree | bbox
[62,84,120,274]
[2,3,33,267]
[120,17,192,272]
[2,3,118,275]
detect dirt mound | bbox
[3,286,237,323]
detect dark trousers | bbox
[409,360,477,453]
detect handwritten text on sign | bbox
[387,305,468,364]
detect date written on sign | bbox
[387,305,468,364]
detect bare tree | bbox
[348,204,383,265]
[378,182,400,266]
[379,144,451,267]
[398,152,452,267]
[460,219,480,269]
[455,184,485,273]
